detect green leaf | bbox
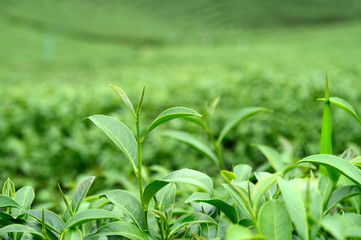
[2,178,15,198]
[64,209,120,229]
[143,180,169,210]
[144,107,202,137]
[163,131,219,166]
[217,107,271,144]
[251,173,280,213]
[320,215,345,240]
[169,212,217,237]
[318,175,333,209]
[255,144,285,172]
[71,176,95,214]
[26,209,65,234]
[87,115,138,174]
[0,224,44,238]
[61,228,82,240]
[298,154,361,186]
[185,193,238,223]
[325,185,361,213]
[163,168,213,195]
[105,190,145,229]
[225,224,254,240]
[221,170,237,183]
[278,178,308,240]
[136,85,146,115]
[346,228,361,239]
[233,164,252,182]
[344,213,361,229]
[0,195,23,209]
[109,84,136,118]
[258,200,292,240]
[223,184,252,221]
[91,222,152,240]
[12,186,35,217]
[319,97,361,127]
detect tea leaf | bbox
[255,144,285,172]
[169,212,217,237]
[320,215,345,240]
[0,195,23,209]
[109,84,136,118]
[143,180,169,210]
[163,131,219,166]
[223,184,252,221]
[163,168,213,195]
[233,164,252,182]
[26,209,65,234]
[225,224,254,240]
[91,222,152,240]
[221,170,237,183]
[325,185,361,214]
[71,176,95,214]
[144,107,202,137]
[251,173,280,213]
[61,228,82,240]
[298,154,361,186]
[0,224,44,238]
[87,115,138,174]
[105,190,145,229]
[185,192,238,223]
[64,209,120,229]
[217,107,271,144]
[12,186,35,217]
[278,178,308,240]
[2,178,15,199]
[258,200,292,240]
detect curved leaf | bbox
[325,185,361,213]
[225,224,254,240]
[26,209,65,234]
[163,131,219,166]
[218,107,271,144]
[71,176,95,213]
[185,192,238,223]
[255,144,284,172]
[109,84,136,118]
[143,180,169,210]
[15,186,34,210]
[0,224,44,237]
[258,200,292,240]
[320,215,345,240]
[62,228,82,240]
[0,195,23,209]
[144,107,202,137]
[91,222,152,240]
[251,172,280,213]
[105,190,145,229]
[169,212,217,237]
[163,169,213,195]
[278,178,308,240]
[223,184,252,221]
[233,164,252,182]
[64,209,120,229]
[298,154,361,186]
[87,115,138,174]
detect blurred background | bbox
[1,0,361,205]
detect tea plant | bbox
[2,78,361,239]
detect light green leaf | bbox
[320,215,345,240]
[298,154,361,186]
[258,200,292,240]
[325,185,361,213]
[163,168,213,195]
[109,84,136,118]
[87,115,138,174]
[223,184,252,221]
[144,107,202,137]
[12,186,35,217]
[319,175,333,209]
[91,222,152,240]
[0,195,23,209]
[233,164,252,182]
[61,228,82,240]
[169,212,217,237]
[344,213,361,229]
[143,180,169,210]
[0,224,44,238]
[251,173,280,213]
[255,144,284,172]
[346,228,361,239]
[221,170,237,183]
[163,131,219,166]
[71,176,95,214]
[64,209,120,229]
[26,209,65,234]
[278,178,308,240]
[218,107,271,144]
[185,192,238,223]
[225,224,254,240]
[105,190,145,229]
[2,178,15,198]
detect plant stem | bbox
[205,125,226,170]
[136,116,148,230]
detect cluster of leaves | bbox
[2,79,361,239]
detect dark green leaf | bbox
[143,180,169,210]
[0,195,23,209]
[91,222,152,240]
